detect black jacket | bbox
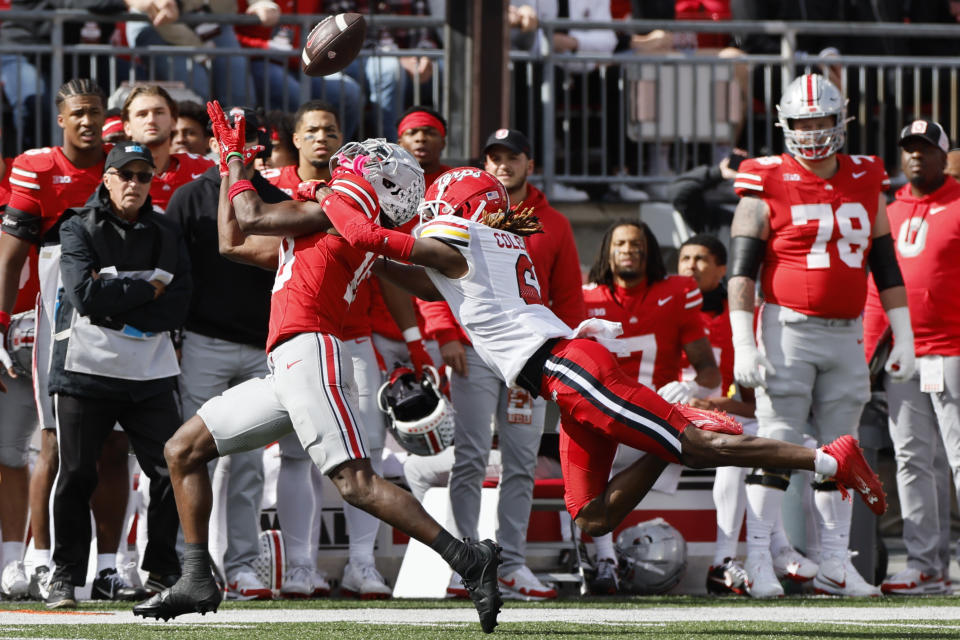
[667,165,738,233]
[0,0,128,45]
[167,165,288,348]
[50,185,192,401]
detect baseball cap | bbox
[482,128,532,159]
[105,143,155,170]
[899,119,950,153]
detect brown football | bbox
[301,13,367,77]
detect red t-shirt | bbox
[863,178,960,358]
[582,275,706,390]
[150,152,215,212]
[261,163,301,198]
[734,153,889,319]
[680,297,733,393]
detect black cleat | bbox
[45,579,76,609]
[133,574,222,621]
[92,568,148,601]
[28,565,51,601]
[144,572,181,595]
[460,539,503,634]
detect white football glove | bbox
[657,380,696,404]
[0,331,14,377]
[884,306,915,383]
[730,309,774,388]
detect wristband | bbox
[402,327,422,343]
[228,180,256,201]
[226,151,244,164]
[0,310,9,332]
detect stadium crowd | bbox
[0,0,959,621]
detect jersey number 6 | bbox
[515,253,543,305]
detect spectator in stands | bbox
[102,109,129,144]
[864,120,960,596]
[326,0,442,142]
[580,220,721,595]
[167,107,285,602]
[667,150,745,233]
[44,142,191,609]
[235,0,363,139]
[172,101,211,156]
[120,85,215,212]
[123,1,254,107]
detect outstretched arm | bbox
[217,173,282,269]
[371,257,444,301]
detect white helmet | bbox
[777,73,847,160]
[5,309,35,378]
[615,518,687,594]
[254,529,285,592]
[377,365,454,456]
[330,138,425,227]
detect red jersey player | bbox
[0,78,142,601]
[728,73,914,598]
[120,85,214,212]
[134,112,503,634]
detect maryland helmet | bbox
[418,167,509,222]
[330,138,425,226]
[377,365,454,456]
[777,73,847,160]
[616,518,687,594]
[5,309,35,378]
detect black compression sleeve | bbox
[729,235,766,280]
[868,234,904,291]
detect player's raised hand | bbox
[295,179,328,202]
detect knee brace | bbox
[744,468,791,491]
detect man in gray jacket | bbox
[45,143,192,608]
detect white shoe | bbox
[773,546,818,583]
[881,567,947,595]
[744,551,784,598]
[280,565,313,599]
[226,569,272,600]
[609,182,649,202]
[813,552,881,597]
[340,562,391,599]
[546,183,589,203]
[446,571,468,599]
[311,569,331,597]
[499,565,557,601]
[1,560,29,599]
[116,560,144,590]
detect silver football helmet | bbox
[5,309,35,378]
[331,138,425,227]
[377,365,455,456]
[777,73,848,160]
[616,518,687,594]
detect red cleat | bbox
[674,404,743,435]
[821,435,887,516]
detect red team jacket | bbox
[733,153,890,319]
[418,183,586,346]
[582,275,706,390]
[863,177,960,359]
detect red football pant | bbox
[542,338,688,519]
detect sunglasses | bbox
[108,168,154,184]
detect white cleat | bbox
[279,565,313,599]
[881,567,948,595]
[340,562,392,600]
[225,569,272,600]
[813,552,882,597]
[498,565,557,601]
[773,546,818,583]
[745,551,784,598]
[1,560,29,600]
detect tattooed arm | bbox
[727,196,770,313]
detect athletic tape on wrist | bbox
[402,327,422,343]
[228,180,256,201]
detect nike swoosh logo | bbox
[930,205,947,215]
[824,576,846,588]
[286,359,303,369]
[191,173,204,179]
[499,578,516,587]
[658,296,672,306]
[852,171,867,179]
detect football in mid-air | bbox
[301,12,366,77]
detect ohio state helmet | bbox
[377,365,454,456]
[330,138,425,227]
[253,529,284,593]
[418,167,509,222]
[777,73,848,160]
[615,518,687,594]
[5,309,35,378]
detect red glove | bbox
[206,100,263,175]
[404,331,434,379]
[295,179,327,202]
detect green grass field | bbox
[3,596,960,639]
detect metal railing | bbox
[2,11,960,197]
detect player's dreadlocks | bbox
[588,219,667,295]
[481,206,543,237]
[55,78,106,111]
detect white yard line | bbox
[2,606,960,626]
